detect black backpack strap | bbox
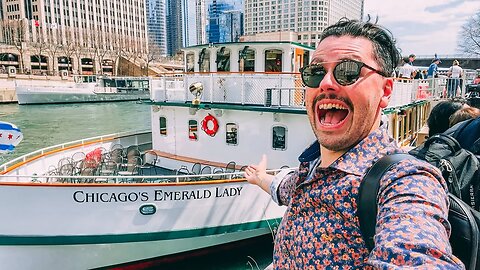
[358,153,416,251]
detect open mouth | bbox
[317,103,350,127]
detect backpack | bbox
[445,117,480,156]
[409,133,480,210]
[358,146,480,269]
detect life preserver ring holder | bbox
[201,114,219,137]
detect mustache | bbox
[312,93,354,111]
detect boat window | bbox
[239,47,255,72]
[186,53,194,72]
[265,49,283,72]
[189,120,198,141]
[216,47,230,72]
[159,116,167,136]
[199,48,210,72]
[226,123,238,145]
[303,51,310,68]
[272,126,287,150]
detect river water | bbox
[0,101,273,269]
[0,101,151,164]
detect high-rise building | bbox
[207,0,233,43]
[195,0,207,45]
[165,0,182,55]
[147,0,167,56]
[243,0,364,47]
[0,0,148,75]
[219,10,243,43]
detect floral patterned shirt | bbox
[270,127,464,269]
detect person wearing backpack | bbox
[244,18,464,269]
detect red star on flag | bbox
[8,133,13,140]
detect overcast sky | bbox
[363,0,480,57]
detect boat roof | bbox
[183,41,315,51]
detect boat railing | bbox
[151,72,303,106]
[151,73,454,109]
[0,130,150,174]
[0,167,296,184]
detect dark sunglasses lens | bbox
[335,61,361,85]
[301,66,326,87]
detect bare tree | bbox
[31,25,48,74]
[60,27,76,73]
[124,37,138,76]
[1,19,28,73]
[46,26,62,75]
[92,31,109,75]
[111,32,126,76]
[458,10,480,56]
[71,28,85,75]
[139,38,163,76]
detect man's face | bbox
[409,56,415,63]
[304,36,392,152]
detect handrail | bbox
[0,130,150,173]
[0,168,297,184]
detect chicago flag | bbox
[0,121,23,153]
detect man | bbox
[245,19,463,269]
[427,58,441,78]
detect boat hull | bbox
[16,86,150,105]
[0,181,284,269]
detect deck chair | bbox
[199,166,212,180]
[109,148,125,164]
[58,157,73,170]
[118,156,142,182]
[176,166,191,182]
[125,145,140,158]
[139,151,158,175]
[58,163,74,183]
[109,143,124,153]
[191,162,201,175]
[225,161,236,173]
[80,166,97,183]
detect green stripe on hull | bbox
[0,218,281,246]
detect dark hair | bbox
[427,100,466,136]
[319,18,401,76]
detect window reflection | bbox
[239,47,255,72]
[226,123,238,145]
[216,47,230,72]
[272,126,286,150]
[159,116,167,136]
[189,120,198,141]
[265,49,283,72]
[199,48,210,72]
[186,53,194,72]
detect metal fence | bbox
[151,75,457,111]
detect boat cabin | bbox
[183,41,314,74]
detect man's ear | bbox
[379,78,393,108]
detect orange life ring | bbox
[201,114,219,137]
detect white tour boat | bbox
[0,41,444,269]
[15,75,150,105]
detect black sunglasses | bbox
[299,60,388,87]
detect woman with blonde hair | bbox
[447,59,463,98]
